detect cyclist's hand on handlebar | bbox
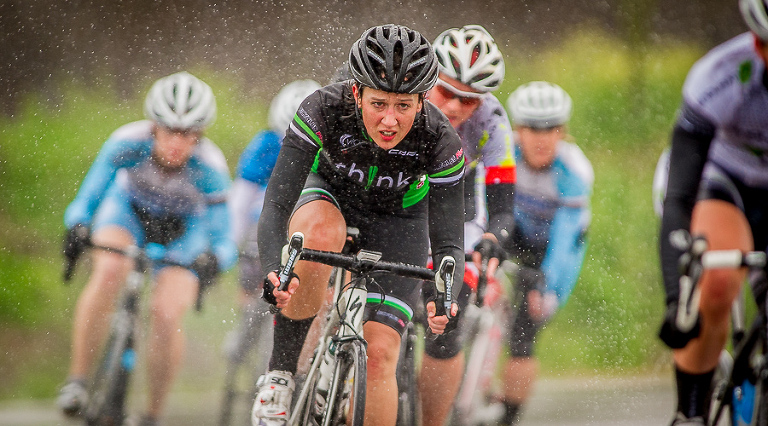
[262,270,299,309]
[63,223,90,261]
[426,300,459,335]
[63,223,90,281]
[191,252,219,289]
[472,234,504,275]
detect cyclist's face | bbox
[153,126,200,168]
[427,74,483,128]
[516,125,563,170]
[353,84,422,150]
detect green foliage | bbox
[0,30,705,398]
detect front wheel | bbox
[396,323,418,426]
[321,339,367,426]
[84,313,136,426]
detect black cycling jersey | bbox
[257,82,466,300]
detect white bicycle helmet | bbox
[433,25,505,93]
[507,81,572,128]
[268,79,321,135]
[144,71,216,131]
[741,0,768,40]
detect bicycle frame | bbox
[67,242,189,426]
[451,253,509,425]
[82,245,151,426]
[289,270,368,426]
[280,231,452,426]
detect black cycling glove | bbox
[63,223,90,261]
[473,237,506,262]
[63,224,90,281]
[262,269,299,306]
[658,301,701,349]
[191,252,219,289]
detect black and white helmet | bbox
[349,24,439,94]
[433,25,505,92]
[741,0,768,40]
[144,71,216,131]
[268,79,321,135]
[507,81,572,128]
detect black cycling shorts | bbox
[507,265,547,357]
[293,173,430,336]
[698,163,768,252]
[421,284,472,359]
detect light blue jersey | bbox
[64,120,237,269]
[513,136,593,305]
[229,130,282,245]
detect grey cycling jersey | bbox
[452,92,516,242]
[680,32,768,189]
[455,93,515,170]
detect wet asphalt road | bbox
[0,373,677,426]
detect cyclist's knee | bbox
[290,202,346,251]
[364,323,401,378]
[699,271,743,315]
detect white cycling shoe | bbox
[56,379,88,417]
[251,370,295,426]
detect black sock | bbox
[268,313,315,374]
[675,365,715,418]
[502,401,521,425]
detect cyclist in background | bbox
[224,79,320,361]
[418,24,516,426]
[658,0,768,423]
[57,71,238,426]
[250,24,465,426]
[501,81,594,424]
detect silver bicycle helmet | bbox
[507,81,572,128]
[144,71,216,131]
[349,24,439,94]
[268,79,321,135]
[741,0,768,40]
[433,25,505,92]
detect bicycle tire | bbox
[84,312,136,426]
[396,322,418,426]
[322,339,367,426]
[450,305,505,426]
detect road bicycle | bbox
[667,230,768,426]
[275,231,456,426]
[449,246,510,426]
[64,241,201,426]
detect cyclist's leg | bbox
[145,265,198,418]
[672,199,751,419]
[144,212,207,419]
[355,208,429,426]
[419,284,470,426]
[420,354,464,425]
[68,186,142,380]
[501,265,547,424]
[363,321,402,426]
[253,175,346,422]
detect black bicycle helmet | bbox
[348,24,439,94]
